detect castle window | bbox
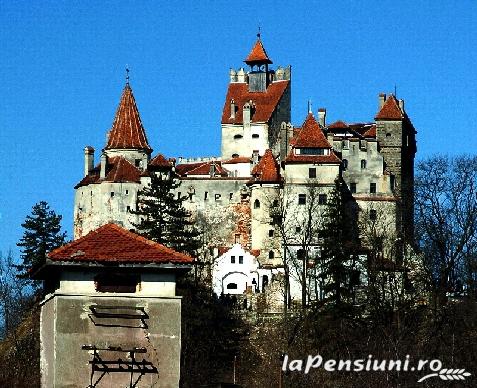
[298,194,306,205]
[235,234,241,243]
[204,192,208,200]
[386,133,392,138]
[126,206,130,212]
[370,182,377,194]
[361,160,367,169]
[309,168,316,178]
[318,194,327,205]
[234,134,243,139]
[370,209,377,221]
[178,192,182,199]
[239,256,244,264]
[272,199,279,207]
[342,140,349,149]
[135,159,141,167]
[227,283,238,290]
[215,193,221,201]
[95,273,139,293]
[269,251,275,259]
[229,193,233,200]
[390,175,395,190]
[300,148,325,155]
[342,159,348,170]
[232,153,239,158]
[254,199,260,209]
[78,207,83,212]
[252,134,259,139]
[350,182,357,194]
[269,229,274,237]
[110,192,114,198]
[296,226,302,233]
[231,256,236,264]
[125,189,129,195]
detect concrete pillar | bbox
[84,146,95,177]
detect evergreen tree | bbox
[318,179,360,309]
[132,172,201,257]
[17,201,67,280]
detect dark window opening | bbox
[300,148,325,155]
[386,133,392,138]
[350,182,357,194]
[239,256,243,264]
[215,193,221,201]
[361,160,367,169]
[272,199,279,207]
[126,206,131,212]
[135,159,141,167]
[252,134,259,139]
[318,194,327,205]
[110,192,114,198]
[227,283,238,289]
[254,199,260,209]
[370,182,377,194]
[231,256,236,264]
[229,193,233,200]
[342,159,348,170]
[204,192,208,200]
[235,234,241,243]
[309,168,316,178]
[234,134,243,139]
[390,175,395,190]
[370,209,377,221]
[269,251,275,259]
[95,273,139,293]
[232,153,239,158]
[269,229,274,237]
[296,226,302,233]
[125,189,129,195]
[298,194,306,205]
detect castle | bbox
[73,36,417,303]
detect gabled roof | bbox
[149,153,173,168]
[74,156,142,188]
[249,149,281,184]
[328,120,349,129]
[221,81,289,125]
[244,39,272,65]
[375,95,404,120]
[105,84,152,152]
[48,223,193,264]
[175,161,229,177]
[363,125,377,138]
[292,113,332,148]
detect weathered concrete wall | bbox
[41,294,182,388]
[221,122,270,159]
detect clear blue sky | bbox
[1,1,476,255]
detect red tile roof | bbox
[244,39,272,65]
[363,125,377,138]
[74,156,142,188]
[375,95,403,120]
[48,223,193,264]
[221,81,289,124]
[105,84,152,152]
[149,153,172,168]
[175,161,229,177]
[249,149,281,184]
[328,120,348,129]
[223,156,251,164]
[292,113,332,148]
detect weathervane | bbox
[257,25,261,39]
[126,65,130,85]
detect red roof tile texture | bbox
[48,223,193,264]
[223,156,251,164]
[149,153,173,168]
[74,156,143,188]
[175,161,229,177]
[375,95,403,120]
[105,84,152,151]
[363,125,377,138]
[328,120,348,129]
[221,81,289,125]
[249,149,281,183]
[244,39,272,64]
[292,113,332,148]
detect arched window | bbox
[234,134,243,140]
[254,199,260,209]
[227,283,238,289]
[361,159,367,169]
[342,159,348,170]
[269,251,274,259]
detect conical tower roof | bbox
[244,39,272,65]
[105,84,152,152]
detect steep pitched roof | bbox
[328,120,349,129]
[249,149,281,184]
[244,39,272,65]
[292,113,332,148]
[74,156,142,188]
[105,84,152,152]
[221,81,289,125]
[48,223,193,264]
[375,95,404,120]
[363,125,377,138]
[149,153,173,168]
[175,161,229,177]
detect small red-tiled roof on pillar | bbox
[244,39,273,65]
[375,94,404,120]
[48,223,193,264]
[249,149,281,184]
[105,84,153,152]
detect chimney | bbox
[379,93,386,109]
[237,68,246,83]
[230,99,236,120]
[83,146,95,177]
[209,163,215,177]
[398,99,405,112]
[243,102,251,125]
[100,153,107,179]
[318,108,326,127]
[229,68,237,83]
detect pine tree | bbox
[318,178,360,310]
[17,201,67,280]
[132,172,201,257]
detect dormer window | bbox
[296,148,328,156]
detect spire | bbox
[244,36,272,65]
[105,83,152,152]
